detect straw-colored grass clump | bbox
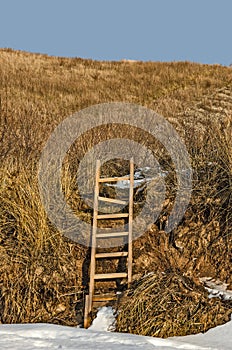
[0,162,86,324]
[117,271,232,337]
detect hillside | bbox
[0,49,231,335]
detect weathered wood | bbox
[85,158,134,325]
[98,196,127,205]
[92,294,117,302]
[96,231,128,238]
[99,176,129,183]
[95,252,128,258]
[84,294,90,329]
[88,160,101,314]
[128,157,134,284]
[94,272,128,280]
[97,213,129,219]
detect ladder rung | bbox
[98,196,127,205]
[94,273,128,280]
[99,176,130,183]
[96,231,129,238]
[95,252,128,258]
[92,294,117,302]
[97,213,129,219]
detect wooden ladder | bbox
[84,158,134,328]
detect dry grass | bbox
[116,272,232,337]
[0,161,86,324]
[0,49,231,331]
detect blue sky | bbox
[0,0,232,65]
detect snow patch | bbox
[105,166,168,189]
[0,319,232,350]
[89,306,116,332]
[200,277,232,300]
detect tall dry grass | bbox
[0,161,86,324]
[116,272,232,337]
[0,49,231,329]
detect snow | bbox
[0,279,232,350]
[0,314,231,350]
[171,316,232,350]
[105,166,168,189]
[200,277,232,301]
[88,306,116,332]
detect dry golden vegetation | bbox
[0,49,231,334]
[117,271,231,337]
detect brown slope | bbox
[0,49,231,327]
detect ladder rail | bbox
[88,159,101,314]
[128,157,134,284]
